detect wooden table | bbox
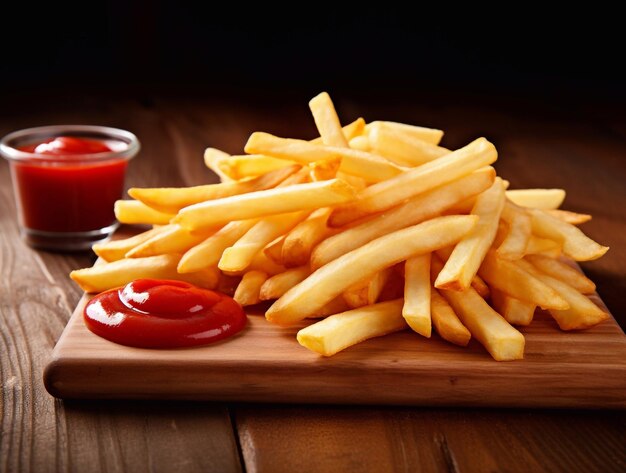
[1,91,625,473]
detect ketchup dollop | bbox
[84,279,247,348]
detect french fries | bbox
[440,286,525,361]
[309,92,349,147]
[403,254,432,337]
[524,255,596,294]
[259,266,310,300]
[282,208,335,268]
[219,211,309,272]
[529,209,608,261]
[204,148,233,182]
[114,200,174,225]
[70,254,218,293]
[234,270,268,306]
[430,290,471,346]
[297,299,407,356]
[174,179,356,231]
[266,215,477,326]
[497,201,531,260]
[343,268,391,309]
[217,154,293,180]
[245,132,403,183]
[72,91,610,362]
[93,226,168,262]
[177,219,258,273]
[490,289,535,326]
[312,167,495,268]
[368,124,450,166]
[505,189,566,210]
[432,256,525,361]
[477,250,569,310]
[365,121,444,145]
[126,224,218,258]
[128,164,300,214]
[435,178,506,291]
[517,259,608,330]
[329,137,497,227]
[545,209,592,225]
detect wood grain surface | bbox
[45,293,626,408]
[1,92,625,472]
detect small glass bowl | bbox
[1,125,140,251]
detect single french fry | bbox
[297,299,407,356]
[282,208,334,268]
[266,215,478,325]
[544,209,592,225]
[204,147,233,182]
[126,224,217,258]
[174,179,356,231]
[439,286,525,361]
[92,226,168,262]
[434,246,491,298]
[309,92,349,147]
[432,256,524,361]
[312,167,495,268]
[245,132,402,183]
[517,259,608,330]
[529,209,608,261]
[128,164,300,214]
[477,250,569,310]
[342,268,391,309]
[233,270,268,306]
[217,154,293,180]
[497,201,531,260]
[430,289,471,346]
[114,200,174,225]
[70,254,218,293]
[524,255,596,294]
[490,288,535,326]
[310,117,366,144]
[259,266,310,300]
[219,211,309,272]
[505,189,565,210]
[436,178,506,291]
[403,254,432,337]
[177,219,259,273]
[368,125,450,166]
[348,136,371,151]
[525,235,562,258]
[329,137,498,227]
[366,121,444,145]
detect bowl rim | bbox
[0,125,140,163]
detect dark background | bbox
[1,3,624,107]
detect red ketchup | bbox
[15,136,127,232]
[84,279,247,348]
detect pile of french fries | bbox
[71,92,610,361]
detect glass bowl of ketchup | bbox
[0,125,139,251]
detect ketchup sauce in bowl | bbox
[1,125,139,251]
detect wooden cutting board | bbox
[45,291,626,408]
